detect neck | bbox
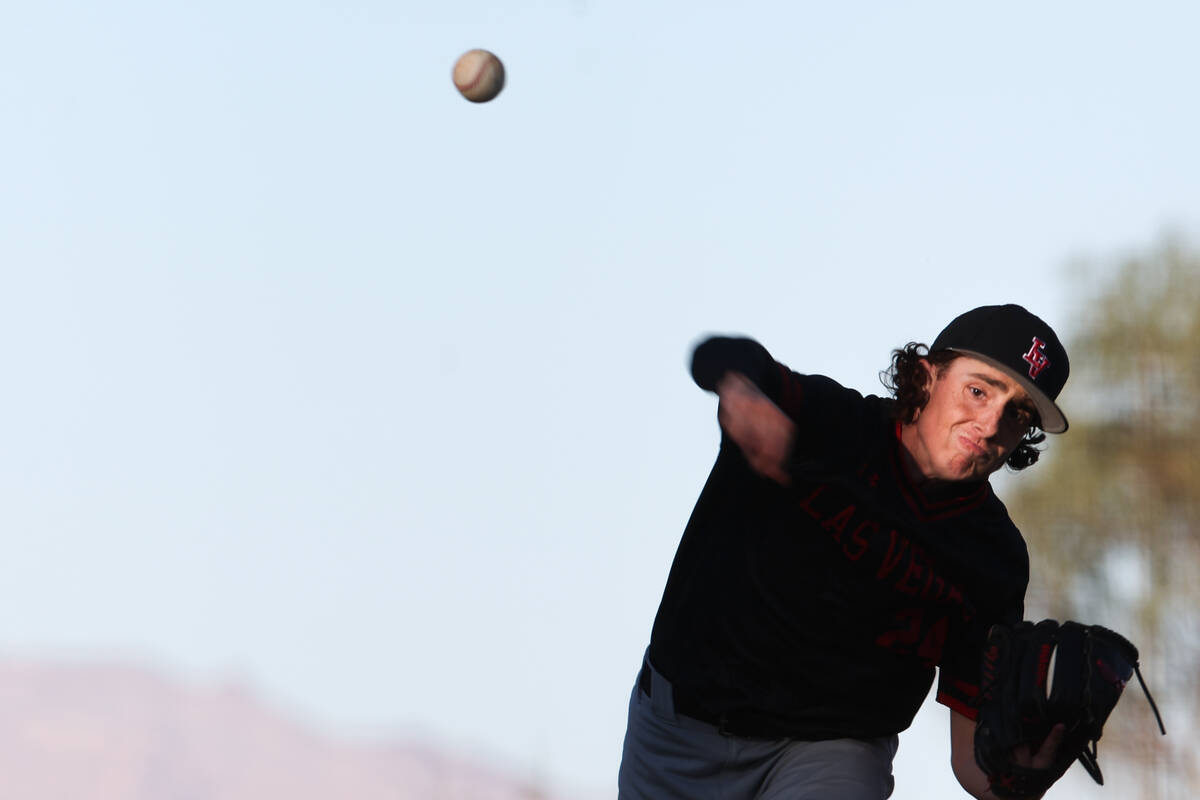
[897,421,931,485]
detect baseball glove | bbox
[972,619,1165,798]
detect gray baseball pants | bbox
[618,653,897,800]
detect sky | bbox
[1,1,1198,797]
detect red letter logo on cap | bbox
[1022,337,1050,379]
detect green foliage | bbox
[1006,234,1199,796]
[1011,235,1199,613]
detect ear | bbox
[911,358,936,421]
[918,358,937,387]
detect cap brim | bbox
[946,349,1069,434]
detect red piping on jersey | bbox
[937,690,979,720]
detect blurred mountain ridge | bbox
[0,658,566,800]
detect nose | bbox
[976,402,1004,439]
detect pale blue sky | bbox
[1,1,1197,797]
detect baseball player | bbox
[618,305,1071,800]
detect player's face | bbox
[901,356,1037,484]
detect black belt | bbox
[638,663,801,739]
[638,663,738,735]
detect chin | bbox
[941,457,996,483]
[968,460,1006,481]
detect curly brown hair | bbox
[880,342,1045,471]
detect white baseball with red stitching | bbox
[453,49,505,103]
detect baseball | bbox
[452,49,505,103]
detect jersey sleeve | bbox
[690,336,804,415]
[689,335,869,442]
[935,580,1026,719]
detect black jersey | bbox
[647,336,1029,740]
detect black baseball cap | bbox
[931,304,1070,433]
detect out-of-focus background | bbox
[1,1,1197,798]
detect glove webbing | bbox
[1077,661,1166,785]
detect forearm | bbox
[966,783,1045,800]
[691,335,814,485]
[954,755,1047,800]
[951,710,1049,800]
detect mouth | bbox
[958,436,988,457]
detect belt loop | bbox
[646,655,677,722]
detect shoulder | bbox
[959,493,1031,625]
[786,375,878,446]
[961,490,1031,578]
[792,374,878,416]
[914,485,1030,615]
[978,492,1031,568]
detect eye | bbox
[1005,404,1035,428]
[968,386,985,399]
